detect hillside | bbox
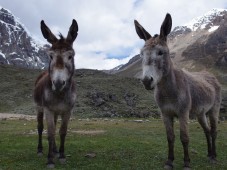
[0,64,159,118]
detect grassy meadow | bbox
[0,118,227,170]
[0,64,226,170]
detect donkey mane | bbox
[58,33,66,42]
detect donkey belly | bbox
[189,86,216,115]
[190,97,215,116]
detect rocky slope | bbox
[0,65,159,118]
[0,7,48,68]
[172,8,227,69]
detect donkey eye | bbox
[158,50,163,56]
[68,56,72,60]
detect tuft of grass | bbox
[0,118,227,169]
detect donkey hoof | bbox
[183,166,191,170]
[37,152,43,157]
[59,158,66,164]
[164,160,173,170]
[47,163,55,169]
[209,157,217,164]
[164,164,173,170]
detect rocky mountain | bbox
[116,8,227,78]
[103,64,124,74]
[170,8,227,69]
[0,7,48,68]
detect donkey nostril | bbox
[52,80,66,91]
[150,77,153,82]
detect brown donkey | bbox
[134,14,221,169]
[34,19,78,168]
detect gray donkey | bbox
[134,13,221,169]
[34,19,78,168]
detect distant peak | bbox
[0,6,48,69]
[183,8,227,31]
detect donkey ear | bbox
[134,20,151,41]
[66,19,78,44]
[40,20,58,44]
[160,13,172,41]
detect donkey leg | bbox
[37,108,44,156]
[53,114,59,157]
[179,117,190,169]
[208,109,219,163]
[59,112,71,164]
[197,114,212,158]
[163,116,175,169]
[45,109,56,168]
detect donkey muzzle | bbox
[52,80,66,91]
[142,76,154,90]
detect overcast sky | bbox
[0,0,227,69]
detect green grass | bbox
[0,118,227,170]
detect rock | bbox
[85,152,96,158]
[191,149,199,154]
[86,91,118,107]
[124,92,137,107]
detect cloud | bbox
[75,52,131,70]
[0,0,226,69]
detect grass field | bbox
[0,118,227,170]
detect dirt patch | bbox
[0,113,36,120]
[71,130,106,135]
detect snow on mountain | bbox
[0,51,5,58]
[112,64,124,71]
[208,25,219,32]
[184,8,226,31]
[0,6,49,68]
[172,8,227,35]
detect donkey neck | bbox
[154,65,182,111]
[156,62,179,93]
